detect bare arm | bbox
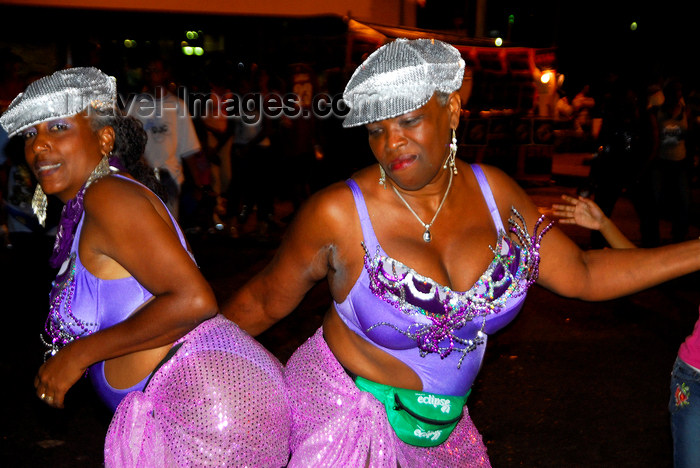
[552,194,636,249]
[484,165,700,301]
[35,176,217,407]
[222,183,351,335]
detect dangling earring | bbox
[379,165,387,188]
[32,184,48,227]
[443,128,458,175]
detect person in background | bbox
[587,80,649,248]
[646,79,692,245]
[127,57,205,220]
[553,193,699,468]
[0,67,289,467]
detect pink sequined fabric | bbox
[285,328,491,467]
[104,315,291,467]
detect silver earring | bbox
[443,128,458,175]
[32,184,48,227]
[379,165,387,188]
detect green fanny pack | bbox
[354,376,470,447]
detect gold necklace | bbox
[390,169,453,243]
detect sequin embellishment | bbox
[364,208,551,365]
[40,253,97,360]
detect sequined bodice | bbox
[362,225,529,360]
[333,166,550,395]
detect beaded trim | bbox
[41,253,98,360]
[39,156,117,361]
[364,208,552,366]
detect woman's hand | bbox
[34,342,87,409]
[551,194,607,231]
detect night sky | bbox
[3,1,699,90]
[418,0,700,85]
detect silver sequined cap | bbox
[342,38,465,128]
[0,67,117,137]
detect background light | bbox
[495,37,503,46]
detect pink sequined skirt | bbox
[104,314,291,467]
[285,327,491,467]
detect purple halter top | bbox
[43,174,190,411]
[333,164,551,396]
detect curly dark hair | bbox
[90,108,168,202]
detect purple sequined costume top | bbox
[43,174,190,411]
[334,164,551,396]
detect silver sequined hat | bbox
[342,38,465,128]
[0,67,117,137]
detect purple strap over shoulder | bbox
[345,178,380,254]
[344,164,504,243]
[470,164,505,233]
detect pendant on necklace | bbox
[423,229,432,243]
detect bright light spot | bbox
[186,30,198,40]
[630,22,638,31]
[508,14,515,25]
[216,412,229,431]
[540,71,553,84]
[495,37,503,47]
[194,47,204,56]
[124,39,136,48]
[181,41,188,47]
[182,46,194,56]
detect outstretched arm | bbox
[552,194,636,249]
[483,165,700,302]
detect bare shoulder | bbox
[472,163,545,225]
[289,179,357,238]
[82,174,163,223]
[472,164,527,206]
[476,164,522,195]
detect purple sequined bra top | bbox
[41,175,174,360]
[334,165,552,396]
[41,175,191,410]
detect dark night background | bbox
[2,1,699,87]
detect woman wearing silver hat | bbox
[223,39,700,465]
[0,67,290,466]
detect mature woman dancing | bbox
[0,67,289,467]
[222,39,700,466]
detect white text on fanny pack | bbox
[414,428,443,441]
[417,395,451,414]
